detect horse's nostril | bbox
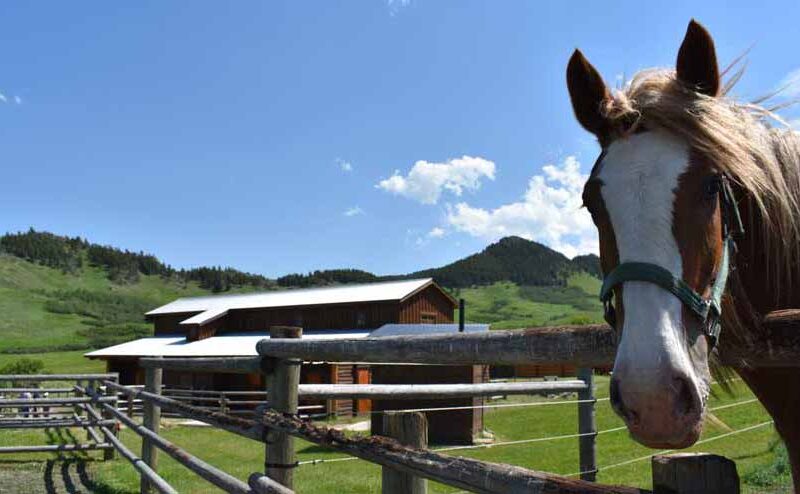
[673,376,698,417]
[609,377,627,417]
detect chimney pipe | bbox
[458,298,465,332]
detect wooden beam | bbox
[257,325,616,366]
[719,309,800,367]
[82,399,177,494]
[0,396,116,407]
[0,443,113,454]
[256,312,800,367]
[0,373,118,382]
[0,419,116,429]
[248,473,296,494]
[104,380,266,441]
[93,398,254,494]
[138,357,263,374]
[296,380,587,399]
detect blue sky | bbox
[3,1,800,277]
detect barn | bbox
[86,278,489,442]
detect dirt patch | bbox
[0,460,106,494]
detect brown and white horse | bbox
[568,20,800,489]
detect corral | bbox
[3,312,798,493]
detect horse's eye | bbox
[703,176,722,199]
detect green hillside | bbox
[0,252,209,353]
[453,273,604,329]
[0,229,604,371]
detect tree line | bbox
[0,229,273,292]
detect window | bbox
[421,312,436,324]
[356,311,367,328]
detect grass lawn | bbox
[456,274,605,329]
[0,350,105,375]
[0,376,788,493]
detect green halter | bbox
[599,175,744,350]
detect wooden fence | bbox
[0,373,118,457]
[122,322,771,493]
[8,313,793,492]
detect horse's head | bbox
[567,20,735,448]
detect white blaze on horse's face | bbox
[598,129,709,448]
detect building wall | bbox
[153,312,201,335]
[399,286,456,324]
[151,302,404,336]
[228,302,401,332]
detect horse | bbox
[567,19,800,489]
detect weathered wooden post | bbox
[382,411,428,494]
[219,392,228,415]
[141,359,163,494]
[652,453,740,493]
[102,374,119,460]
[577,367,597,482]
[264,326,302,490]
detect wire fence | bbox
[563,419,775,477]
[297,396,763,467]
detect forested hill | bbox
[3,229,599,292]
[0,229,274,292]
[277,237,601,288]
[403,236,599,287]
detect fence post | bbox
[103,374,118,460]
[220,393,228,415]
[652,453,739,493]
[382,411,428,494]
[577,367,597,482]
[141,359,163,494]
[264,326,302,490]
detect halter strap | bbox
[598,175,742,350]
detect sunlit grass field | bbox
[0,376,788,493]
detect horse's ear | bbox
[676,19,720,96]
[567,49,610,137]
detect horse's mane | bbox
[601,68,800,370]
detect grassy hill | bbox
[453,273,603,329]
[0,229,604,372]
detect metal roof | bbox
[84,323,489,359]
[146,278,440,328]
[370,323,489,337]
[84,330,372,358]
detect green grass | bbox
[456,274,604,329]
[0,254,210,353]
[0,350,105,375]
[0,377,786,493]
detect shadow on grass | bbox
[41,459,134,494]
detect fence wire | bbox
[563,419,775,477]
[297,396,763,468]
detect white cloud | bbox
[387,0,411,15]
[377,155,495,205]
[428,227,445,238]
[446,155,597,258]
[336,158,353,172]
[0,92,6,103]
[343,206,364,217]
[13,96,21,105]
[778,68,800,98]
